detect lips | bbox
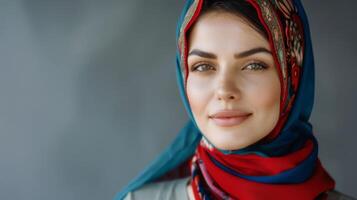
[209,110,252,127]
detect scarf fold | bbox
[190,137,334,200]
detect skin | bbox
[186,11,281,151]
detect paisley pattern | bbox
[178,0,202,83]
[274,0,305,93]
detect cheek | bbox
[186,76,212,117]
[245,74,281,114]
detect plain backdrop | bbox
[0,0,356,199]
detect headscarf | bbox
[114,0,335,199]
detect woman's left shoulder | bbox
[325,190,356,200]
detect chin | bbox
[207,135,254,151]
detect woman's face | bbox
[186,11,281,150]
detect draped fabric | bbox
[114,0,335,199]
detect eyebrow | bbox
[188,47,272,59]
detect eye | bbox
[191,63,215,72]
[242,62,268,71]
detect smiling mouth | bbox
[209,114,252,127]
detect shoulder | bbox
[326,190,356,200]
[123,177,190,200]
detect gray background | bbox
[0,0,356,199]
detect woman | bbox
[115,0,356,199]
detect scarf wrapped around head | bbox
[114,0,335,199]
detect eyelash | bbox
[243,62,268,71]
[190,62,268,72]
[191,63,215,72]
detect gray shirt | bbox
[124,177,356,200]
[124,177,190,200]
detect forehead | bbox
[188,11,270,52]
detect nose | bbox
[215,72,241,101]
